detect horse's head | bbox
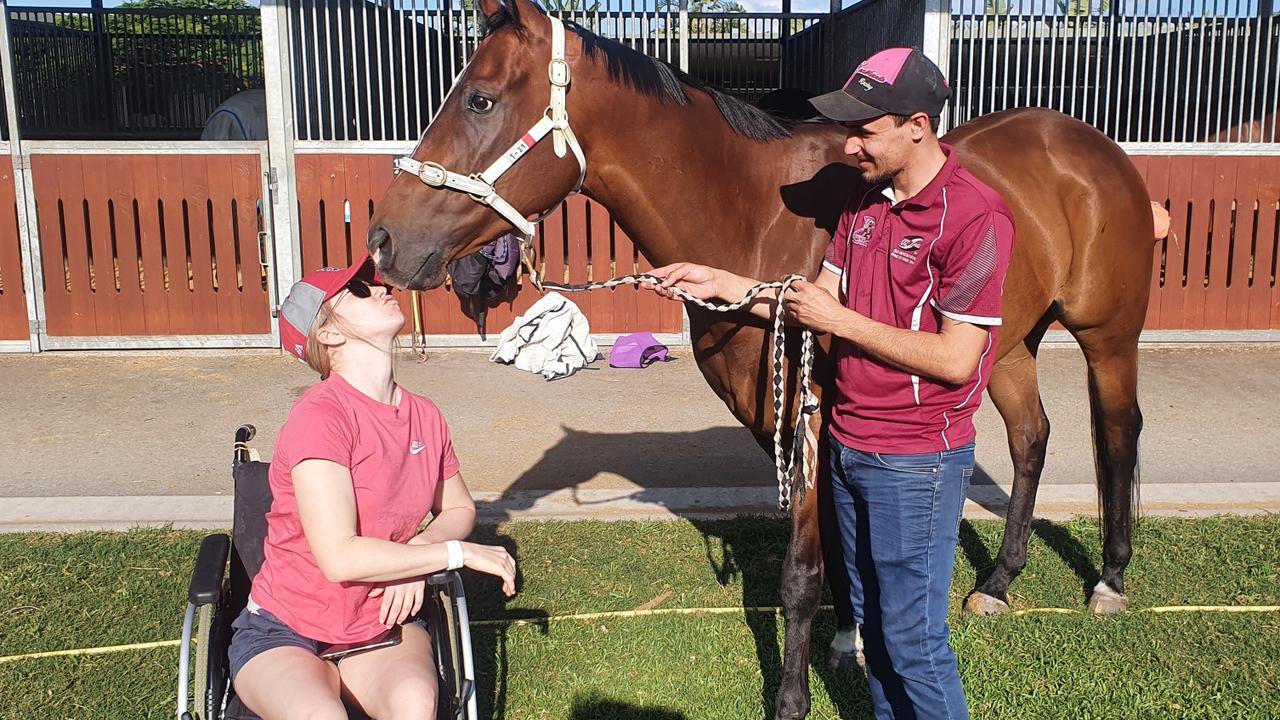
[368,0,584,289]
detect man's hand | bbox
[648,263,721,301]
[781,279,848,334]
[369,577,425,627]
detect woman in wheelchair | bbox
[228,255,516,720]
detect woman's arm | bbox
[407,473,476,546]
[293,459,513,594]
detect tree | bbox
[662,0,749,36]
[544,0,603,13]
[121,0,253,8]
[1055,0,1114,15]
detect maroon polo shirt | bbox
[822,144,1015,454]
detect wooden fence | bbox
[29,152,271,338]
[1137,154,1280,331]
[0,156,25,340]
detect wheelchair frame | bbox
[176,425,478,720]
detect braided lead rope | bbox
[537,272,819,512]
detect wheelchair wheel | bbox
[191,603,216,720]
[440,588,465,703]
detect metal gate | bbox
[0,6,280,352]
[2,0,1277,350]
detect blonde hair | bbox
[303,295,405,380]
[304,301,339,379]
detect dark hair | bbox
[890,113,940,133]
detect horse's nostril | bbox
[368,225,392,257]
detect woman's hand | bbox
[648,263,721,301]
[369,577,425,627]
[463,542,517,597]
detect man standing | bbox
[648,48,1014,719]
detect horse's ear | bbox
[477,0,500,21]
[479,0,529,29]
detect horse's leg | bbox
[1074,328,1142,614]
[774,430,826,720]
[964,337,1051,614]
[820,442,862,671]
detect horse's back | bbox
[945,108,1155,344]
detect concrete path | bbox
[2,344,1278,530]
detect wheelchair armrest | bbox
[427,570,464,594]
[188,534,230,605]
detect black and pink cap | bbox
[810,48,950,123]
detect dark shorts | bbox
[228,606,322,682]
[228,605,431,683]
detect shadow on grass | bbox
[471,427,877,718]
[464,526,549,720]
[962,464,1101,602]
[468,429,1106,716]
[569,695,689,720]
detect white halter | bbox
[393,16,586,238]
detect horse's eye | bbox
[467,94,495,114]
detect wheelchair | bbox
[176,425,479,720]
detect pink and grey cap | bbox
[809,48,950,123]
[278,254,376,362]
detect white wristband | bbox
[445,540,464,571]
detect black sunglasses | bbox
[344,278,391,299]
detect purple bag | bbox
[609,332,671,368]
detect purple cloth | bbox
[480,234,521,282]
[609,332,670,368]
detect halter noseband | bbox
[393,16,586,239]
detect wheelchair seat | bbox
[177,425,477,720]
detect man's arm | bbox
[782,278,992,386]
[648,264,844,324]
[834,312,992,385]
[649,263,778,321]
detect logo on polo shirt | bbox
[851,215,876,247]
[409,441,426,455]
[892,236,925,265]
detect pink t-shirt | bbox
[823,145,1015,454]
[252,372,461,644]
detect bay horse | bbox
[368,0,1152,716]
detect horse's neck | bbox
[577,90,826,272]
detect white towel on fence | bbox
[489,292,600,380]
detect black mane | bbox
[482,5,793,142]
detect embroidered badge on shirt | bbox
[891,236,925,264]
[851,215,876,247]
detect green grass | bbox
[1,516,1278,719]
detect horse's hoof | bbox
[773,695,810,720]
[1087,581,1129,615]
[827,647,865,673]
[827,627,865,673]
[964,591,1010,615]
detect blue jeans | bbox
[829,434,974,720]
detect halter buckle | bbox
[548,58,571,88]
[417,161,449,188]
[466,173,494,203]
